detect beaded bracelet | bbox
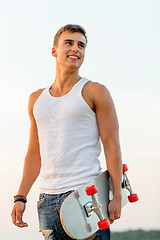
[14,195,27,200]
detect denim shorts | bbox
[37,192,110,240]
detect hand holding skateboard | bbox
[84,164,138,229]
[60,163,138,239]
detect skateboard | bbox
[60,164,138,239]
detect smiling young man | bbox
[11,24,122,240]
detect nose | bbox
[72,43,78,52]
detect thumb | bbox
[16,209,23,224]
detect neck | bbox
[52,65,81,92]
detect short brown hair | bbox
[53,24,88,47]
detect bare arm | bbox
[16,93,41,197]
[91,83,122,224]
[11,91,42,228]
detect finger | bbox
[11,209,16,225]
[16,213,28,228]
[109,212,115,224]
[16,222,28,228]
[114,214,121,220]
[16,209,23,225]
[109,219,114,224]
[114,210,121,220]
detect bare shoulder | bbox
[28,88,45,117]
[29,88,45,104]
[86,81,112,104]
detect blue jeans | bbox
[37,192,110,240]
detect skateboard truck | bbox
[122,164,139,202]
[84,185,110,230]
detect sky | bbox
[0,0,160,239]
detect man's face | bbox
[52,31,87,71]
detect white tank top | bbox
[33,77,102,194]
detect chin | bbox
[67,63,81,70]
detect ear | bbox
[52,47,57,57]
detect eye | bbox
[66,42,72,45]
[78,43,84,48]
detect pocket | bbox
[37,200,43,206]
[37,194,46,208]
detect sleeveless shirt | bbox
[33,77,102,194]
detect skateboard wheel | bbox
[128,193,139,203]
[85,185,98,195]
[98,219,110,230]
[123,164,128,172]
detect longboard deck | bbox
[60,171,129,239]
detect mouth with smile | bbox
[67,54,80,60]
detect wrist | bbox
[113,192,122,200]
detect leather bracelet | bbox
[14,197,27,203]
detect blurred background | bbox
[0,0,159,239]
